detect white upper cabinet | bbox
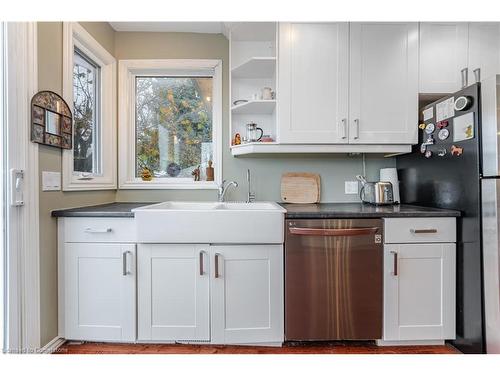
[278,23,349,144]
[137,244,210,342]
[468,23,500,84]
[419,22,469,93]
[349,22,418,144]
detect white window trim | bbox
[62,22,117,191]
[118,59,223,190]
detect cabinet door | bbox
[349,22,418,144]
[137,244,210,341]
[65,243,136,341]
[210,245,283,344]
[468,23,500,84]
[278,22,349,144]
[419,22,469,93]
[383,243,456,341]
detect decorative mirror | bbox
[31,91,73,149]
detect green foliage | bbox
[135,77,213,177]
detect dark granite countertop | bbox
[280,203,461,219]
[51,202,156,218]
[52,201,461,219]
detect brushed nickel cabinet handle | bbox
[214,253,221,278]
[84,227,112,234]
[410,228,438,234]
[473,68,481,83]
[461,68,468,88]
[199,250,206,276]
[341,118,347,139]
[354,119,359,139]
[391,251,398,276]
[122,251,131,276]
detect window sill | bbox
[118,180,219,190]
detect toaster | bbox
[360,181,395,205]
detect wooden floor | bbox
[55,341,461,354]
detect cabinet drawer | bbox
[63,217,136,243]
[384,218,456,243]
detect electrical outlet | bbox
[345,181,359,195]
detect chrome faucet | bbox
[246,169,256,203]
[217,180,238,202]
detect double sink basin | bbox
[132,201,286,244]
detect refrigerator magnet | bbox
[451,145,464,156]
[453,112,475,142]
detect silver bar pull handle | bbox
[122,251,131,276]
[473,68,481,83]
[391,251,398,276]
[353,119,359,139]
[214,253,221,279]
[84,227,112,233]
[199,250,206,276]
[461,68,468,88]
[289,227,379,237]
[410,228,438,234]
[341,118,347,139]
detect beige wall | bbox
[37,24,395,347]
[37,22,117,346]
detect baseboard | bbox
[376,339,445,346]
[39,336,66,354]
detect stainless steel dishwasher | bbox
[285,218,383,341]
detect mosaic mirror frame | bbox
[31,91,73,149]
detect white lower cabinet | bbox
[210,245,284,344]
[137,243,284,344]
[64,243,136,342]
[383,243,456,342]
[137,244,210,342]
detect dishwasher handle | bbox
[289,227,380,236]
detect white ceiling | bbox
[109,22,224,34]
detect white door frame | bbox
[2,22,40,353]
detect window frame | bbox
[62,22,117,191]
[118,59,223,190]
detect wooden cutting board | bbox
[281,173,321,204]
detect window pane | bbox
[73,48,100,174]
[135,77,213,179]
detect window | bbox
[119,60,222,189]
[62,22,116,190]
[73,48,100,174]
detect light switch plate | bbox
[345,181,359,195]
[42,171,61,191]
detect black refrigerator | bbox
[397,80,500,354]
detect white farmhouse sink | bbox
[132,201,286,243]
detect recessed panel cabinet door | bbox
[65,243,136,342]
[349,22,418,144]
[278,22,349,144]
[210,245,284,344]
[137,244,210,342]
[419,22,469,93]
[383,243,456,341]
[468,23,500,84]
